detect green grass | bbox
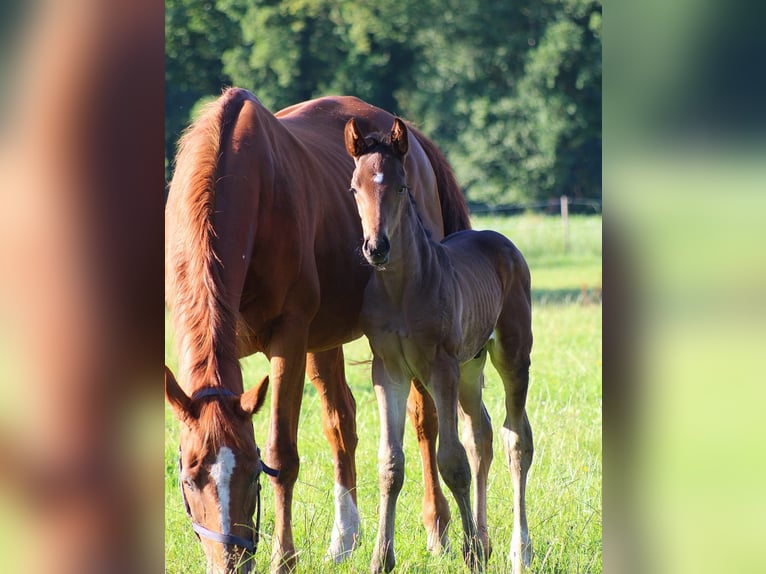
[165,214,602,573]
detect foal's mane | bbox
[167,88,252,393]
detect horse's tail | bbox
[408,124,471,234]
[165,88,252,387]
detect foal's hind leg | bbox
[407,378,452,553]
[458,349,494,563]
[306,349,360,562]
[488,319,534,574]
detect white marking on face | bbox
[373,172,384,184]
[210,446,236,534]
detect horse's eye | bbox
[399,185,408,194]
[348,187,357,195]
[182,476,196,490]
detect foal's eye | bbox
[348,187,357,195]
[398,185,408,194]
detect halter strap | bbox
[191,386,238,401]
[192,522,256,552]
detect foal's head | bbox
[345,117,411,267]
[165,367,270,573]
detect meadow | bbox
[165,214,602,573]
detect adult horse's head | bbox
[165,366,271,574]
[345,117,411,268]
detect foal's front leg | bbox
[371,356,410,574]
[459,352,494,563]
[431,354,483,571]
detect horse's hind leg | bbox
[458,350,494,563]
[306,348,360,562]
[407,378,452,554]
[488,311,534,574]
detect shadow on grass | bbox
[532,287,602,306]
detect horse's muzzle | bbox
[363,235,390,266]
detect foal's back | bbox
[434,229,530,359]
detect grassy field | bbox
[165,214,602,573]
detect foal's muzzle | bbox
[363,235,390,266]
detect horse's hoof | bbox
[326,531,357,563]
[426,527,451,555]
[270,551,298,574]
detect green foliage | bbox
[165,0,239,182]
[165,0,601,205]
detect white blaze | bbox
[210,446,236,534]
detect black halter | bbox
[178,386,279,556]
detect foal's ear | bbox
[240,375,269,417]
[345,118,367,158]
[391,117,409,157]
[165,366,194,425]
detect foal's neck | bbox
[379,194,439,296]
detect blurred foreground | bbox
[0,1,163,572]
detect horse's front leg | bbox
[306,348,360,562]
[406,378,451,553]
[371,356,410,574]
[263,317,310,574]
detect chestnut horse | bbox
[165,88,470,573]
[345,118,534,574]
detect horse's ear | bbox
[165,366,194,425]
[345,118,367,158]
[240,375,269,417]
[391,118,409,157]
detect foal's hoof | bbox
[509,535,533,574]
[371,542,396,574]
[462,537,487,572]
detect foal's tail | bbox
[408,124,471,235]
[165,88,252,386]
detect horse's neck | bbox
[379,196,439,300]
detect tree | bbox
[406,0,602,207]
[164,0,602,206]
[165,0,240,184]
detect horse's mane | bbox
[166,88,251,392]
[406,123,471,235]
[198,400,252,452]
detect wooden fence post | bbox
[561,195,570,253]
